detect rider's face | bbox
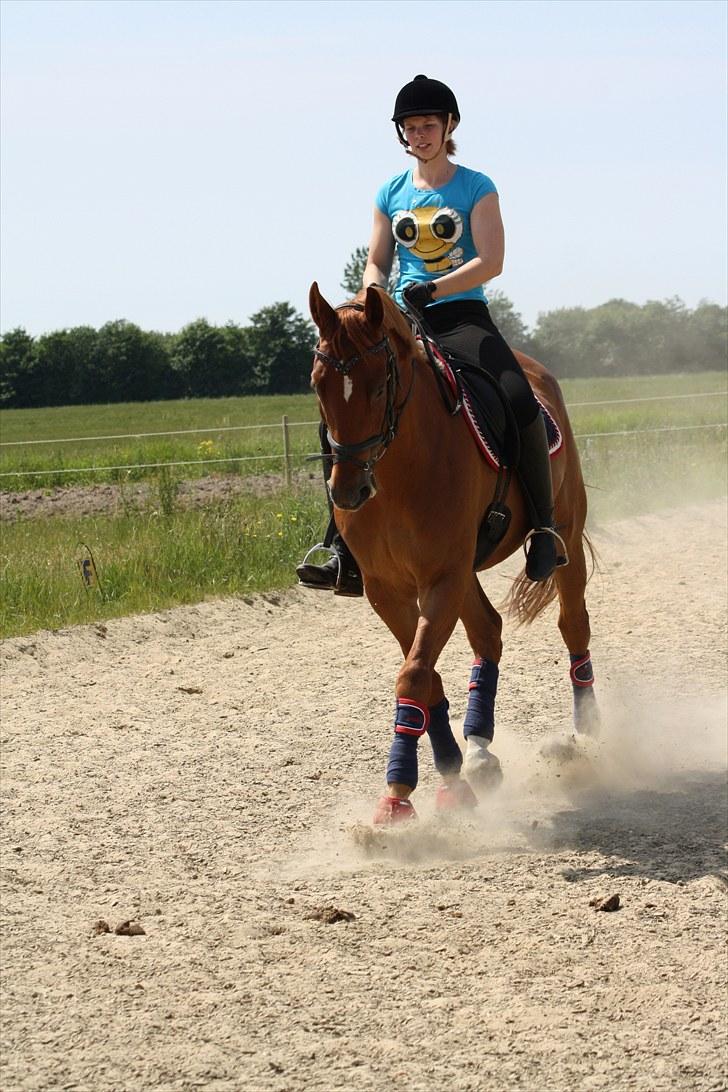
[402,115,446,157]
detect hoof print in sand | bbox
[305,906,355,924]
[589,894,621,912]
[114,920,147,936]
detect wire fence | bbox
[0,390,726,484]
[1,390,726,448]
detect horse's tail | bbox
[503,530,599,626]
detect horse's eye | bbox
[392,211,419,249]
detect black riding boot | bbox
[295,425,364,597]
[296,525,364,597]
[517,414,567,582]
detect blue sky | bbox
[1,0,726,334]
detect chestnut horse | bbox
[309,282,598,824]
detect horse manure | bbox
[589,894,621,912]
[114,920,147,936]
[305,906,355,924]
[92,919,110,935]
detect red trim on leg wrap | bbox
[570,652,594,688]
[394,697,430,737]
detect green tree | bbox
[32,326,99,406]
[94,321,176,402]
[222,322,263,396]
[487,291,531,350]
[243,302,316,395]
[685,301,728,372]
[341,245,399,297]
[170,319,241,398]
[0,328,36,407]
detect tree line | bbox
[1,279,725,410]
[0,303,315,409]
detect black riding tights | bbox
[424,299,539,428]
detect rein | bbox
[313,302,416,472]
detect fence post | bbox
[282,415,292,488]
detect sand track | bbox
[1,501,727,1091]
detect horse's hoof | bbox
[463,738,503,794]
[435,779,478,812]
[372,795,417,826]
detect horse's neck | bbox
[382,352,447,482]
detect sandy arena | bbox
[1,500,727,1091]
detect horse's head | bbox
[309,281,417,511]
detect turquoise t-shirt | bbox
[375,165,498,307]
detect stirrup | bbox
[296,543,337,591]
[299,542,332,568]
[522,527,569,569]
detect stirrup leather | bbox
[522,527,569,568]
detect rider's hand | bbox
[402,281,437,312]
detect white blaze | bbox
[343,375,354,402]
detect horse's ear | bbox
[364,284,384,331]
[309,282,339,341]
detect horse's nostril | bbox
[357,484,371,507]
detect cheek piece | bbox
[386,698,430,789]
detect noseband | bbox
[313,303,416,472]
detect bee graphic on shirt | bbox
[392,206,465,273]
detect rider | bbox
[297,74,562,595]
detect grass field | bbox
[0,490,328,637]
[0,372,725,491]
[0,373,726,637]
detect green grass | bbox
[0,373,725,491]
[0,373,726,638]
[579,429,727,523]
[0,489,328,637]
[560,372,727,436]
[0,393,322,490]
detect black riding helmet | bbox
[392,74,460,147]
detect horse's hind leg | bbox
[459,576,505,792]
[554,531,600,736]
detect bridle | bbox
[313,303,416,473]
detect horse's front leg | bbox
[380,572,470,814]
[367,576,468,821]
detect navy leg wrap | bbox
[463,658,499,742]
[570,651,595,715]
[386,698,429,790]
[427,698,463,777]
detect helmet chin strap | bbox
[398,113,453,161]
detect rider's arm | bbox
[363,207,395,289]
[430,192,505,299]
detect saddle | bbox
[433,347,563,471]
[409,317,563,569]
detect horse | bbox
[308,281,599,825]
